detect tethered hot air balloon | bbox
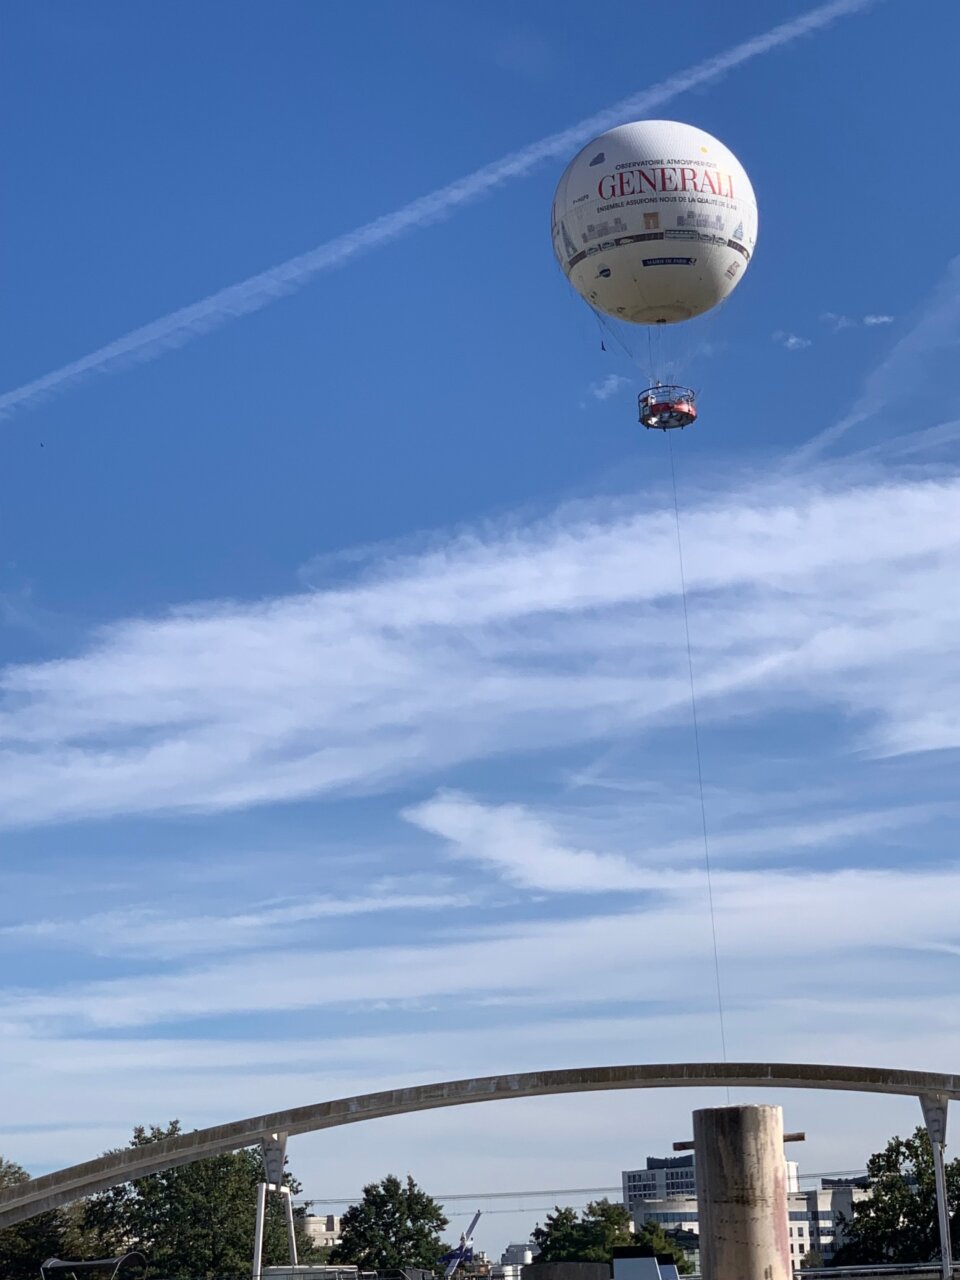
[552,119,757,428]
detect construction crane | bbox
[441,1210,482,1279]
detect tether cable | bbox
[666,434,729,1090]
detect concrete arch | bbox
[2,1061,957,1229]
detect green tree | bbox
[58,1199,110,1264]
[0,1157,66,1280]
[532,1200,633,1264]
[330,1174,448,1269]
[78,1122,317,1279]
[634,1222,693,1274]
[532,1206,583,1262]
[830,1126,960,1266]
[578,1200,634,1262]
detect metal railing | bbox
[800,1265,960,1278]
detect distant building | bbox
[663,1228,699,1273]
[302,1213,342,1251]
[622,1155,696,1207]
[629,1182,869,1266]
[460,1253,492,1278]
[631,1195,699,1234]
[495,1265,526,1280]
[493,1241,538,1280]
[786,1184,870,1265]
[501,1246,537,1266]
[622,1154,798,1211]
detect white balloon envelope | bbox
[552,120,758,325]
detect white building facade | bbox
[500,1245,536,1266]
[302,1214,342,1251]
[630,1183,868,1266]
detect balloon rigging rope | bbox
[592,306,636,368]
[667,434,730,1094]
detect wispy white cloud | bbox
[406,790,669,892]
[0,466,957,829]
[5,853,960,1034]
[822,312,856,332]
[821,312,895,331]
[3,792,957,1198]
[0,0,879,423]
[0,890,467,960]
[773,330,812,350]
[795,254,960,461]
[585,373,631,403]
[404,790,932,890]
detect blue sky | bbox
[2,0,960,1253]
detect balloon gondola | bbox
[638,383,697,431]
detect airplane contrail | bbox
[789,253,960,464]
[0,0,880,423]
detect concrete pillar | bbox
[251,1181,268,1280]
[919,1094,952,1280]
[694,1104,791,1280]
